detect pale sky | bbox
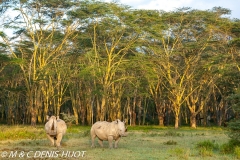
[104,0,240,19]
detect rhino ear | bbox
[46,115,49,121]
[115,119,119,124]
[56,116,59,120]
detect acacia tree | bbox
[67,1,143,122]
[138,7,235,128]
[198,8,240,127]
[0,0,79,125]
[140,9,194,128]
[141,55,167,126]
[225,16,240,142]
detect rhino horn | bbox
[51,124,54,130]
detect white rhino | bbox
[44,115,67,147]
[91,119,127,148]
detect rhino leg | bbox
[114,137,121,148]
[98,139,104,147]
[90,128,96,148]
[46,134,55,146]
[108,136,113,148]
[55,133,63,147]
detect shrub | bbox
[196,140,217,150]
[60,112,76,125]
[198,147,213,157]
[196,140,218,157]
[227,120,240,141]
[220,139,240,154]
[227,89,240,142]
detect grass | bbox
[0,125,237,160]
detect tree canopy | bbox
[0,0,239,128]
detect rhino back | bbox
[92,121,119,140]
[56,119,67,134]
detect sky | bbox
[104,0,240,19]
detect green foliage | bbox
[234,146,240,159]
[226,88,240,149]
[227,120,240,141]
[220,139,240,154]
[228,88,240,112]
[198,147,213,157]
[196,140,218,157]
[0,0,239,128]
[196,140,218,150]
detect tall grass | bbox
[0,125,45,140]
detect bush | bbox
[227,89,240,142]
[196,140,218,157]
[220,139,240,154]
[60,112,76,125]
[198,147,213,157]
[196,140,217,150]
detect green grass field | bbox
[0,125,237,160]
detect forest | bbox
[0,0,239,129]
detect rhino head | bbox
[115,119,127,137]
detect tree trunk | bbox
[190,113,197,128]
[158,113,164,126]
[127,97,131,126]
[142,98,148,125]
[80,107,86,125]
[137,98,142,126]
[173,104,180,129]
[132,112,136,126]
[175,115,179,129]
[156,103,165,126]
[72,107,79,125]
[31,108,37,127]
[93,96,99,121]
[100,96,106,121]
[132,96,136,126]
